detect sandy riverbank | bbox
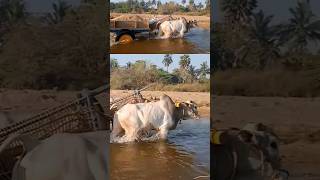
[111,90,210,118]
[213,96,320,180]
[110,13,210,29]
[0,89,209,127]
[0,89,107,126]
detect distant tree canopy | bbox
[110,0,210,15]
[213,0,320,97]
[110,55,210,90]
[214,0,320,71]
[0,0,107,90]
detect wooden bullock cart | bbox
[0,85,110,180]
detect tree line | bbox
[213,0,320,97]
[110,0,210,15]
[0,0,107,90]
[110,54,210,91]
[213,0,320,71]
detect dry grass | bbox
[213,69,320,97]
[150,83,210,92]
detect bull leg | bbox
[126,129,139,142]
[119,116,140,142]
[166,31,173,39]
[158,124,169,140]
[159,128,168,140]
[110,114,124,141]
[179,30,184,38]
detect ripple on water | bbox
[110,118,210,179]
[110,28,209,54]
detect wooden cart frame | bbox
[110,19,151,42]
[0,85,110,180]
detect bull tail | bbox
[0,133,21,154]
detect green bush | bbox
[110,60,210,92]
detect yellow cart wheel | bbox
[118,34,133,44]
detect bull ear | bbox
[239,130,253,143]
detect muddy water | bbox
[110,118,210,180]
[110,28,210,54]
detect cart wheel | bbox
[118,34,134,44]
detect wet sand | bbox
[213,96,320,180]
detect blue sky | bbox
[110,54,210,72]
[111,0,208,6]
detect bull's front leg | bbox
[158,113,173,140]
[179,29,185,38]
[159,126,169,140]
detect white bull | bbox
[0,131,109,180]
[111,94,198,142]
[158,18,197,39]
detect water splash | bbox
[110,131,162,143]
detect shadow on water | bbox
[110,118,210,180]
[110,28,210,54]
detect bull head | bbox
[175,100,200,120]
[187,20,198,31]
[238,123,281,169]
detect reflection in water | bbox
[110,119,210,180]
[110,28,209,54]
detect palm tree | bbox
[205,0,210,10]
[189,0,195,10]
[188,65,197,82]
[111,58,119,70]
[179,54,191,69]
[5,0,26,24]
[162,54,173,72]
[279,0,320,54]
[221,0,257,26]
[199,61,210,79]
[197,2,204,10]
[46,0,71,24]
[157,1,161,8]
[237,10,280,69]
[126,62,132,69]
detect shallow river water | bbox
[110,28,210,54]
[109,118,210,180]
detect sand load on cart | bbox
[0,86,110,180]
[111,15,149,29]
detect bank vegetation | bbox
[213,0,320,97]
[110,54,210,92]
